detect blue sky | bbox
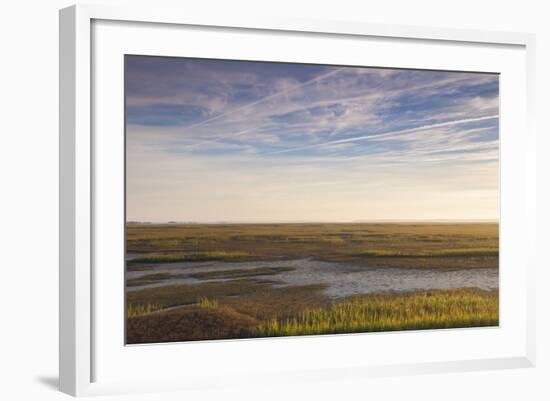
[125,56,499,222]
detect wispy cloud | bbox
[125,56,499,222]
[268,115,499,154]
[179,67,346,132]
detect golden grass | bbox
[125,223,499,342]
[255,289,498,337]
[126,287,498,343]
[197,297,219,309]
[128,251,250,264]
[126,302,164,318]
[126,279,275,309]
[358,248,498,258]
[126,222,499,269]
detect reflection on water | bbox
[126,258,498,298]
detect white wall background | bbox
[0,0,547,399]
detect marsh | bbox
[126,223,499,344]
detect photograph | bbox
[124,55,499,344]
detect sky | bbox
[125,55,499,223]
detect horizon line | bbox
[126,218,499,225]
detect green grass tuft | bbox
[197,297,219,309]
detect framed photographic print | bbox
[124,55,501,344]
[60,4,536,397]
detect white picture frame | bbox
[59,4,536,397]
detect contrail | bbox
[181,128,254,150]
[269,114,499,154]
[180,67,346,132]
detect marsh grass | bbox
[126,302,164,318]
[255,289,498,337]
[128,251,250,264]
[126,279,280,308]
[197,297,219,309]
[125,223,499,342]
[126,286,498,343]
[126,222,499,269]
[358,248,498,258]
